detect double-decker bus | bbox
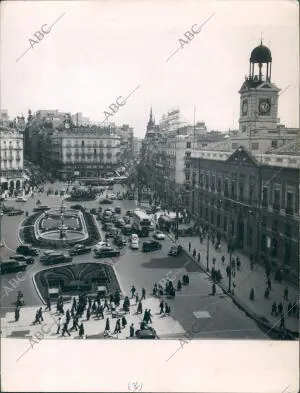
[132,209,151,237]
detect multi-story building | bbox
[188,145,299,280]
[71,112,90,126]
[39,119,121,179]
[0,126,24,194]
[116,124,134,162]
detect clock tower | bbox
[238,41,280,135]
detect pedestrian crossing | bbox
[0,297,186,341]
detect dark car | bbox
[33,205,50,212]
[43,253,73,265]
[115,218,125,228]
[100,198,113,204]
[126,210,134,217]
[122,224,132,235]
[10,254,34,264]
[94,247,120,258]
[103,222,113,232]
[114,206,121,214]
[2,205,15,213]
[69,244,92,256]
[7,209,24,216]
[128,194,134,200]
[0,260,27,275]
[135,326,156,339]
[145,208,152,215]
[70,204,86,211]
[123,215,130,224]
[142,240,162,252]
[16,244,39,256]
[168,244,183,256]
[107,227,119,238]
[114,235,127,248]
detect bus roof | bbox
[133,210,151,220]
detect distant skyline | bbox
[1,1,299,138]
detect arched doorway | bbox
[16,180,21,189]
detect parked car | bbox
[9,254,34,264]
[115,218,125,228]
[40,250,60,263]
[69,244,92,256]
[126,210,134,217]
[114,206,121,214]
[122,224,132,235]
[100,198,113,204]
[70,204,86,211]
[15,196,26,202]
[103,222,113,232]
[130,234,139,250]
[127,194,134,200]
[117,194,124,200]
[16,244,39,256]
[0,260,27,275]
[135,326,156,339]
[2,205,15,213]
[142,240,162,252]
[107,227,119,238]
[33,205,50,212]
[108,193,116,200]
[168,244,183,256]
[114,235,127,248]
[7,209,24,216]
[93,241,110,251]
[94,246,120,258]
[123,215,130,224]
[153,230,166,240]
[42,253,73,265]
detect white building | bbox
[0,126,24,194]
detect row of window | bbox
[64,141,117,148]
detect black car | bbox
[94,247,120,258]
[43,253,73,265]
[168,244,183,256]
[33,205,50,212]
[0,260,27,274]
[2,205,15,213]
[142,240,162,252]
[10,254,34,264]
[103,222,113,232]
[114,235,127,248]
[70,204,86,211]
[122,224,132,235]
[16,244,39,256]
[114,206,121,214]
[69,244,92,256]
[128,194,134,200]
[126,210,134,217]
[7,209,24,216]
[115,218,125,228]
[100,198,113,204]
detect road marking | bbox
[193,311,211,319]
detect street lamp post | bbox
[0,204,3,247]
[206,221,210,272]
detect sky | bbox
[1,0,299,138]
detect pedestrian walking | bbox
[114,319,121,334]
[159,300,164,314]
[135,293,139,305]
[105,318,110,333]
[267,277,272,291]
[212,257,216,266]
[92,301,97,314]
[61,322,71,337]
[271,302,277,316]
[165,304,171,315]
[130,323,135,337]
[104,299,110,310]
[137,301,143,314]
[188,242,191,252]
[147,309,152,323]
[283,287,289,301]
[278,302,283,315]
[45,297,51,311]
[226,265,230,278]
[279,315,285,329]
[79,323,84,338]
[141,287,146,300]
[236,257,241,271]
[86,307,91,321]
[38,307,44,322]
[221,255,225,264]
[212,283,216,296]
[56,317,61,334]
[33,310,41,325]
[121,315,127,329]
[70,316,79,331]
[192,248,196,258]
[264,287,270,299]
[130,285,136,298]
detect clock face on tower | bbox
[259,99,271,115]
[242,100,248,115]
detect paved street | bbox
[0,182,269,339]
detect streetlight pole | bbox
[206,219,210,272]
